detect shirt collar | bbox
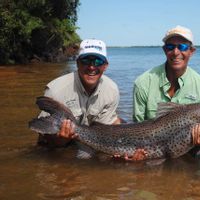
[159,63,189,88]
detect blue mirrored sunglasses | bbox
[80,57,106,67]
[164,43,190,52]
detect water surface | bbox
[1,47,200,200]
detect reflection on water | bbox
[1,48,200,200]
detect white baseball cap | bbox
[78,39,107,62]
[162,25,194,44]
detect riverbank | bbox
[30,43,79,64]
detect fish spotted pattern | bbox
[29,96,200,161]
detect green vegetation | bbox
[0,0,81,64]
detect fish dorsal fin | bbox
[155,102,182,119]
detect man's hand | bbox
[192,124,200,145]
[124,149,148,161]
[37,119,77,148]
[113,149,148,161]
[57,119,77,139]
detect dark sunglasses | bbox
[164,43,191,52]
[79,57,106,67]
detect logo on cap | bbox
[85,45,103,52]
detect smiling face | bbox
[77,56,108,94]
[163,36,196,72]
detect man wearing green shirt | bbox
[133,25,200,150]
[133,25,200,122]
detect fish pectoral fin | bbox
[146,158,166,166]
[76,143,96,159]
[76,149,95,159]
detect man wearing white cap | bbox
[38,39,147,161]
[38,39,122,157]
[133,25,200,148]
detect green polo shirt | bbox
[133,63,200,122]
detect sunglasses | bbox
[164,43,191,52]
[79,57,106,67]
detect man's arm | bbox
[112,117,126,124]
[133,84,147,122]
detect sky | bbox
[76,0,200,46]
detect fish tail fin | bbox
[29,96,77,134]
[36,96,76,122]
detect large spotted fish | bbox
[29,96,200,162]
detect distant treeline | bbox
[0,0,81,64]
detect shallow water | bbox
[1,47,200,200]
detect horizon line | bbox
[107,45,200,48]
